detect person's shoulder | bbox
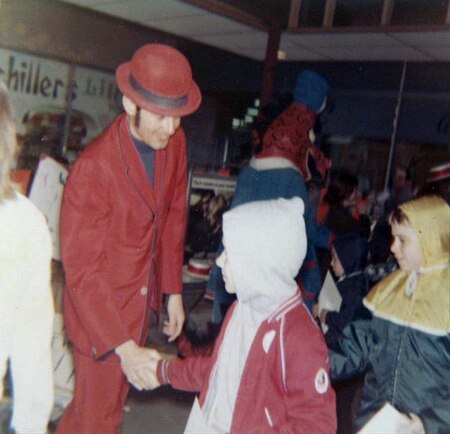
[0,192,50,246]
[284,303,324,340]
[2,192,44,220]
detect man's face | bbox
[125,96,181,150]
[390,221,422,272]
[134,109,180,150]
[393,168,408,191]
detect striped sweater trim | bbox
[302,259,318,270]
[280,315,287,391]
[159,359,171,384]
[268,291,302,323]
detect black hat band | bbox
[129,74,188,108]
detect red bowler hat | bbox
[116,44,202,117]
[427,162,450,182]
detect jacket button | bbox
[92,347,97,358]
[140,286,148,296]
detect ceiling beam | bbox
[286,23,450,35]
[181,0,268,31]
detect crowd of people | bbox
[0,42,449,434]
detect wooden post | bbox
[323,0,337,27]
[381,0,395,25]
[258,22,281,113]
[288,0,302,29]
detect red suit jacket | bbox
[60,113,187,360]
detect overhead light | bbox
[277,50,287,60]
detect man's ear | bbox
[122,95,137,116]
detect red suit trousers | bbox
[56,348,130,434]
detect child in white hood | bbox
[154,197,336,434]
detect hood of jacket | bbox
[365,195,450,335]
[222,197,307,316]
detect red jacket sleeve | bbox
[278,316,337,434]
[159,129,187,295]
[157,355,212,393]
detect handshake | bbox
[115,340,163,391]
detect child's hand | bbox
[312,304,320,319]
[396,412,425,434]
[319,309,328,324]
[409,414,425,434]
[115,340,162,390]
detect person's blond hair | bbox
[0,80,18,201]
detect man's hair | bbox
[0,81,17,201]
[134,106,141,129]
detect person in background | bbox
[418,161,450,204]
[314,232,370,349]
[207,69,333,327]
[57,44,201,434]
[316,168,370,281]
[368,164,416,285]
[330,195,449,433]
[154,198,337,434]
[0,81,54,433]
[372,164,415,221]
[383,165,415,215]
[314,232,371,434]
[319,168,369,238]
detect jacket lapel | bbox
[117,116,158,213]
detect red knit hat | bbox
[116,44,201,117]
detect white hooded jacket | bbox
[202,198,307,432]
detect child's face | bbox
[390,221,422,272]
[330,246,345,277]
[216,249,237,294]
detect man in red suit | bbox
[57,44,202,434]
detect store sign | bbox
[0,47,121,144]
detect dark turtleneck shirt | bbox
[133,136,155,188]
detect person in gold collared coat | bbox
[330,196,449,434]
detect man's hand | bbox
[163,293,185,342]
[115,340,161,390]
